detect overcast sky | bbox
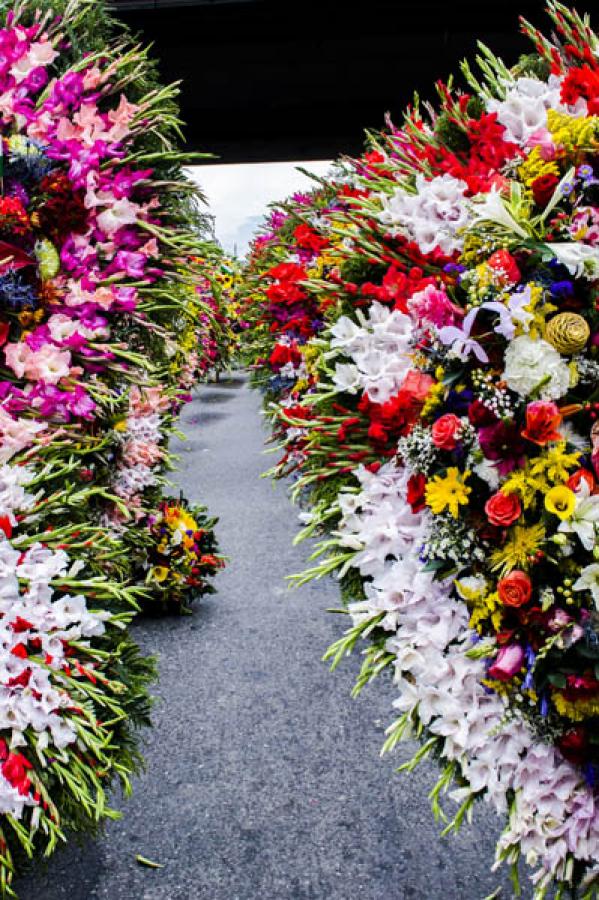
[187,161,332,257]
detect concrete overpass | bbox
[111,0,550,163]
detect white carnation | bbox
[503,335,570,400]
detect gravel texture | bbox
[17,373,520,900]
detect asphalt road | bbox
[18,373,520,900]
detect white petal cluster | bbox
[379,174,470,256]
[335,459,599,884]
[486,75,584,146]
[0,466,110,817]
[330,302,415,403]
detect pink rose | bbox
[488,645,525,682]
[431,414,461,451]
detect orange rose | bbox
[498,570,532,607]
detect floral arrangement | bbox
[189,251,240,380]
[144,497,224,611]
[239,5,599,896]
[0,0,223,893]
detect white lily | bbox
[573,563,599,608]
[548,242,599,279]
[469,187,529,240]
[558,480,599,550]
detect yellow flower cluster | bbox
[553,692,599,721]
[547,109,599,152]
[420,380,446,418]
[518,146,561,187]
[456,581,503,632]
[502,443,580,507]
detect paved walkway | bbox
[18,374,517,900]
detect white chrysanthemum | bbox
[503,335,571,399]
[379,173,470,256]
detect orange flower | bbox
[521,401,562,446]
[498,570,532,607]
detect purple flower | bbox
[478,420,526,474]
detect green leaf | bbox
[135,855,165,869]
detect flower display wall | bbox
[0,0,223,892]
[239,5,599,896]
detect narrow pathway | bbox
[18,374,516,900]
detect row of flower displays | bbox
[238,5,599,897]
[0,0,225,894]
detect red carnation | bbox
[468,398,497,428]
[407,473,427,513]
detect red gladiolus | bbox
[2,752,32,796]
[521,401,562,446]
[293,224,329,254]
[498,570,532,607]
[484,491,521,527]
[0,516,12,539]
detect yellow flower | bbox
[518,146,560,188]
[545,485,576,520]
[547,109,599,151]
[425,468,471,518]
[501,469,546,508]
[490,523,546,575]
[529,443,580,484]
[150,566,170,583]
[114,418,127,432]
[420,381,445,418]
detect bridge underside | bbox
[113,1,549,164]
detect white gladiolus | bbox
[379,173,470,256]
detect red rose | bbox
[484,491,522,527]
[431,413,462,451]
[531,173,560,208]
[487,249,520,285]
[498,570,532,607]
[407,473,427,513]
[521,401,562,446]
